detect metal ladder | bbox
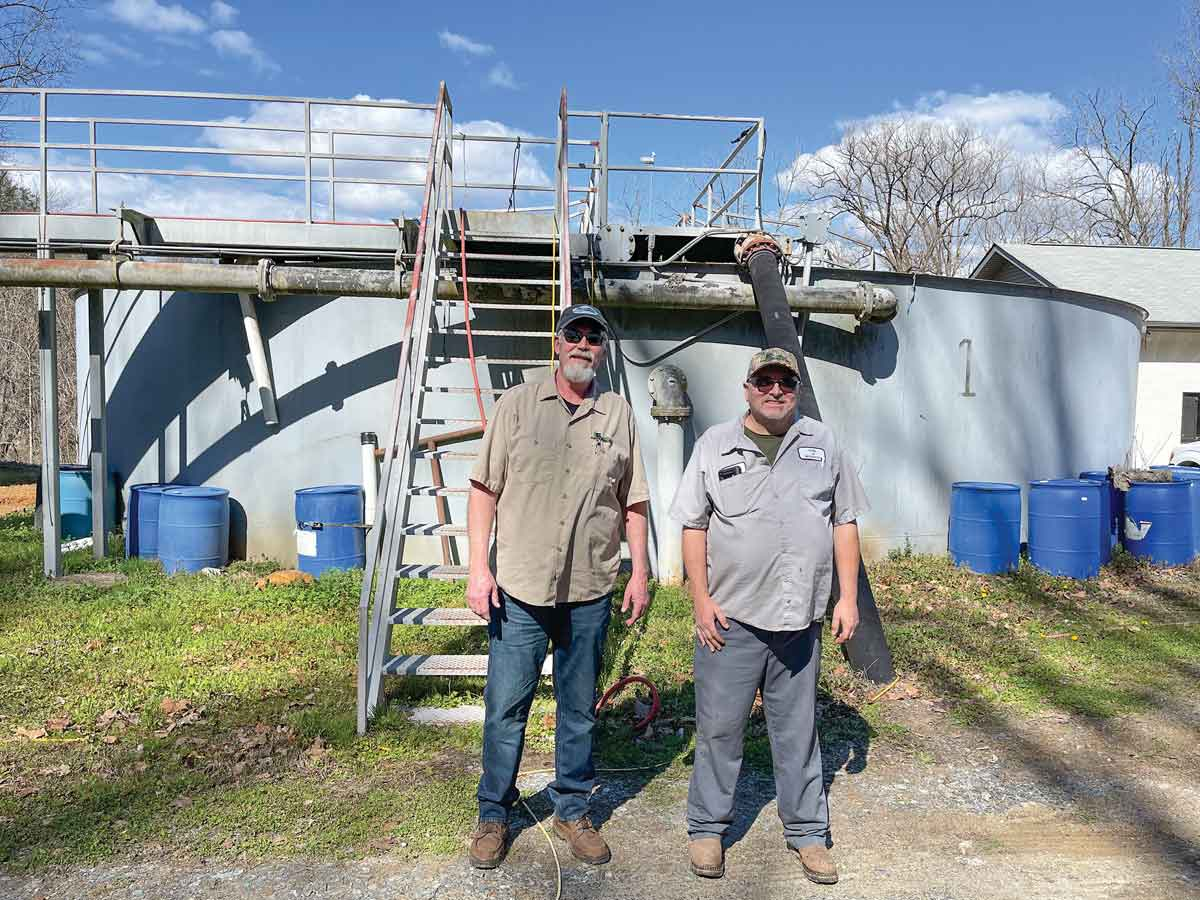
[357,89,574,733]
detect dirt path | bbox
[4,698,1198,900]
[0,483,35,516]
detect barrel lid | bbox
[951,481,1019,492]
[1032,478,1100,488]
[1151,465,1200,480]
[130,482,173,493]
[162,486,229,499]
[296,484,362,496]
[1078,470,1109,480]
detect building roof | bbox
[971,243,1200,325]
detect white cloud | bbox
[77,32,156,65]
[870,90,1068,155]
[209,0,237,25]
[438,29,493,56]
[487,62,518,90]
[209,29,279,74]
[105,0,206,34]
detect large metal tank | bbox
[77,267,1145,565]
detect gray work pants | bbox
[687,619,828,849]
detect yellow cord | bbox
[520,796,562,900]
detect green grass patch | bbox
[1,506,1196,871]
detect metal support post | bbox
[87,288,108,558]
[38,284,61,577]
[597,112,609,228]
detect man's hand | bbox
[830,596,859,645]
[694,594,730,652]
[621,572,650,626]
[466,567,500,621]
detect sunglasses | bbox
[559,326,606,347]
[748,374,800,394]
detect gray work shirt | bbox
[669,414,869,631]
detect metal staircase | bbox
[356,89,574,733]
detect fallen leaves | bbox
[37,764,70,778]
[44,716,71,734]
[160,697,190,717]
[13,726,46,740]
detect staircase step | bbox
[390,606,484,626]
[422,385,509,395]
[447,356,548,366]
[442,328,556,338]
[407,485,470,496]
[382,653,552,677]
[396,563,469,579]
[433,301,560,311]
[412,448,478,460]
[446,275,556,286]
[417,416,485,426]
[398,523,467,536]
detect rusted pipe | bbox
[0,257,897,320]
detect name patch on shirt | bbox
[797,446,826,463]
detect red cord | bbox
[595,675,660,732]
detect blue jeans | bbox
[477,589,612,823]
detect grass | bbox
[0,504,1197,871]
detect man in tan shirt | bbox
[465,304,651,870]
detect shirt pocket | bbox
[510,429,555,484]
[588,432,628,491]
[712,471,760,517]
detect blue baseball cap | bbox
[556,304,611,337]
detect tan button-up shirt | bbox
[470,374,649,606]
[669,414,869,631]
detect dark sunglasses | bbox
[560,326,605,347]
[748,374,800,394]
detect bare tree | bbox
[0,1,74,88]
[779,118,1025,275]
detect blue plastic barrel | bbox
[158,486,230,574]
[948,482,1021,573]
[1077,471,1116,561]
[295,485,365,576]
[58,465,117,540]
[1126,476,1194,566]
[1028,479,1105,579]
[125,483,172,559]
[1150,466,1200,561]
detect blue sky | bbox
[18,0,1186,223]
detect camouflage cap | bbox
[746,347,801,379]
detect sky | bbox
[6,0,1188,225]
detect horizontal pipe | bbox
[0,257,897,320]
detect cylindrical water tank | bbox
[948,482,1021,574]
[295,485,365,576]
[1125,480,1194,566]
[125,483,172,559]
[1151,466,1200,561]
[1077,471,1116,561]
[58,465,117,540]
[1028,479,1105,579]
[158,486,230,574]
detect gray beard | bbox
[561,361,595,383]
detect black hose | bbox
[744,248,895,684]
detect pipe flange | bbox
[650,405,691,420]
[256,257,276,302]
[855,282,877,322]
[733,231,782,268]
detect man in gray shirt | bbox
[669,347,869,885]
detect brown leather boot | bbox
[792,844,838,884]
[552,815,611,864]
[467,821,509,869]
[688,837,725,878]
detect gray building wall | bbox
[79,268,1144,566]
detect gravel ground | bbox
[4,699,1199,900]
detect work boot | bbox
[467,820,509,869]
[552,815,611,864]
[791,844,838,884]
[688,837,725,878]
